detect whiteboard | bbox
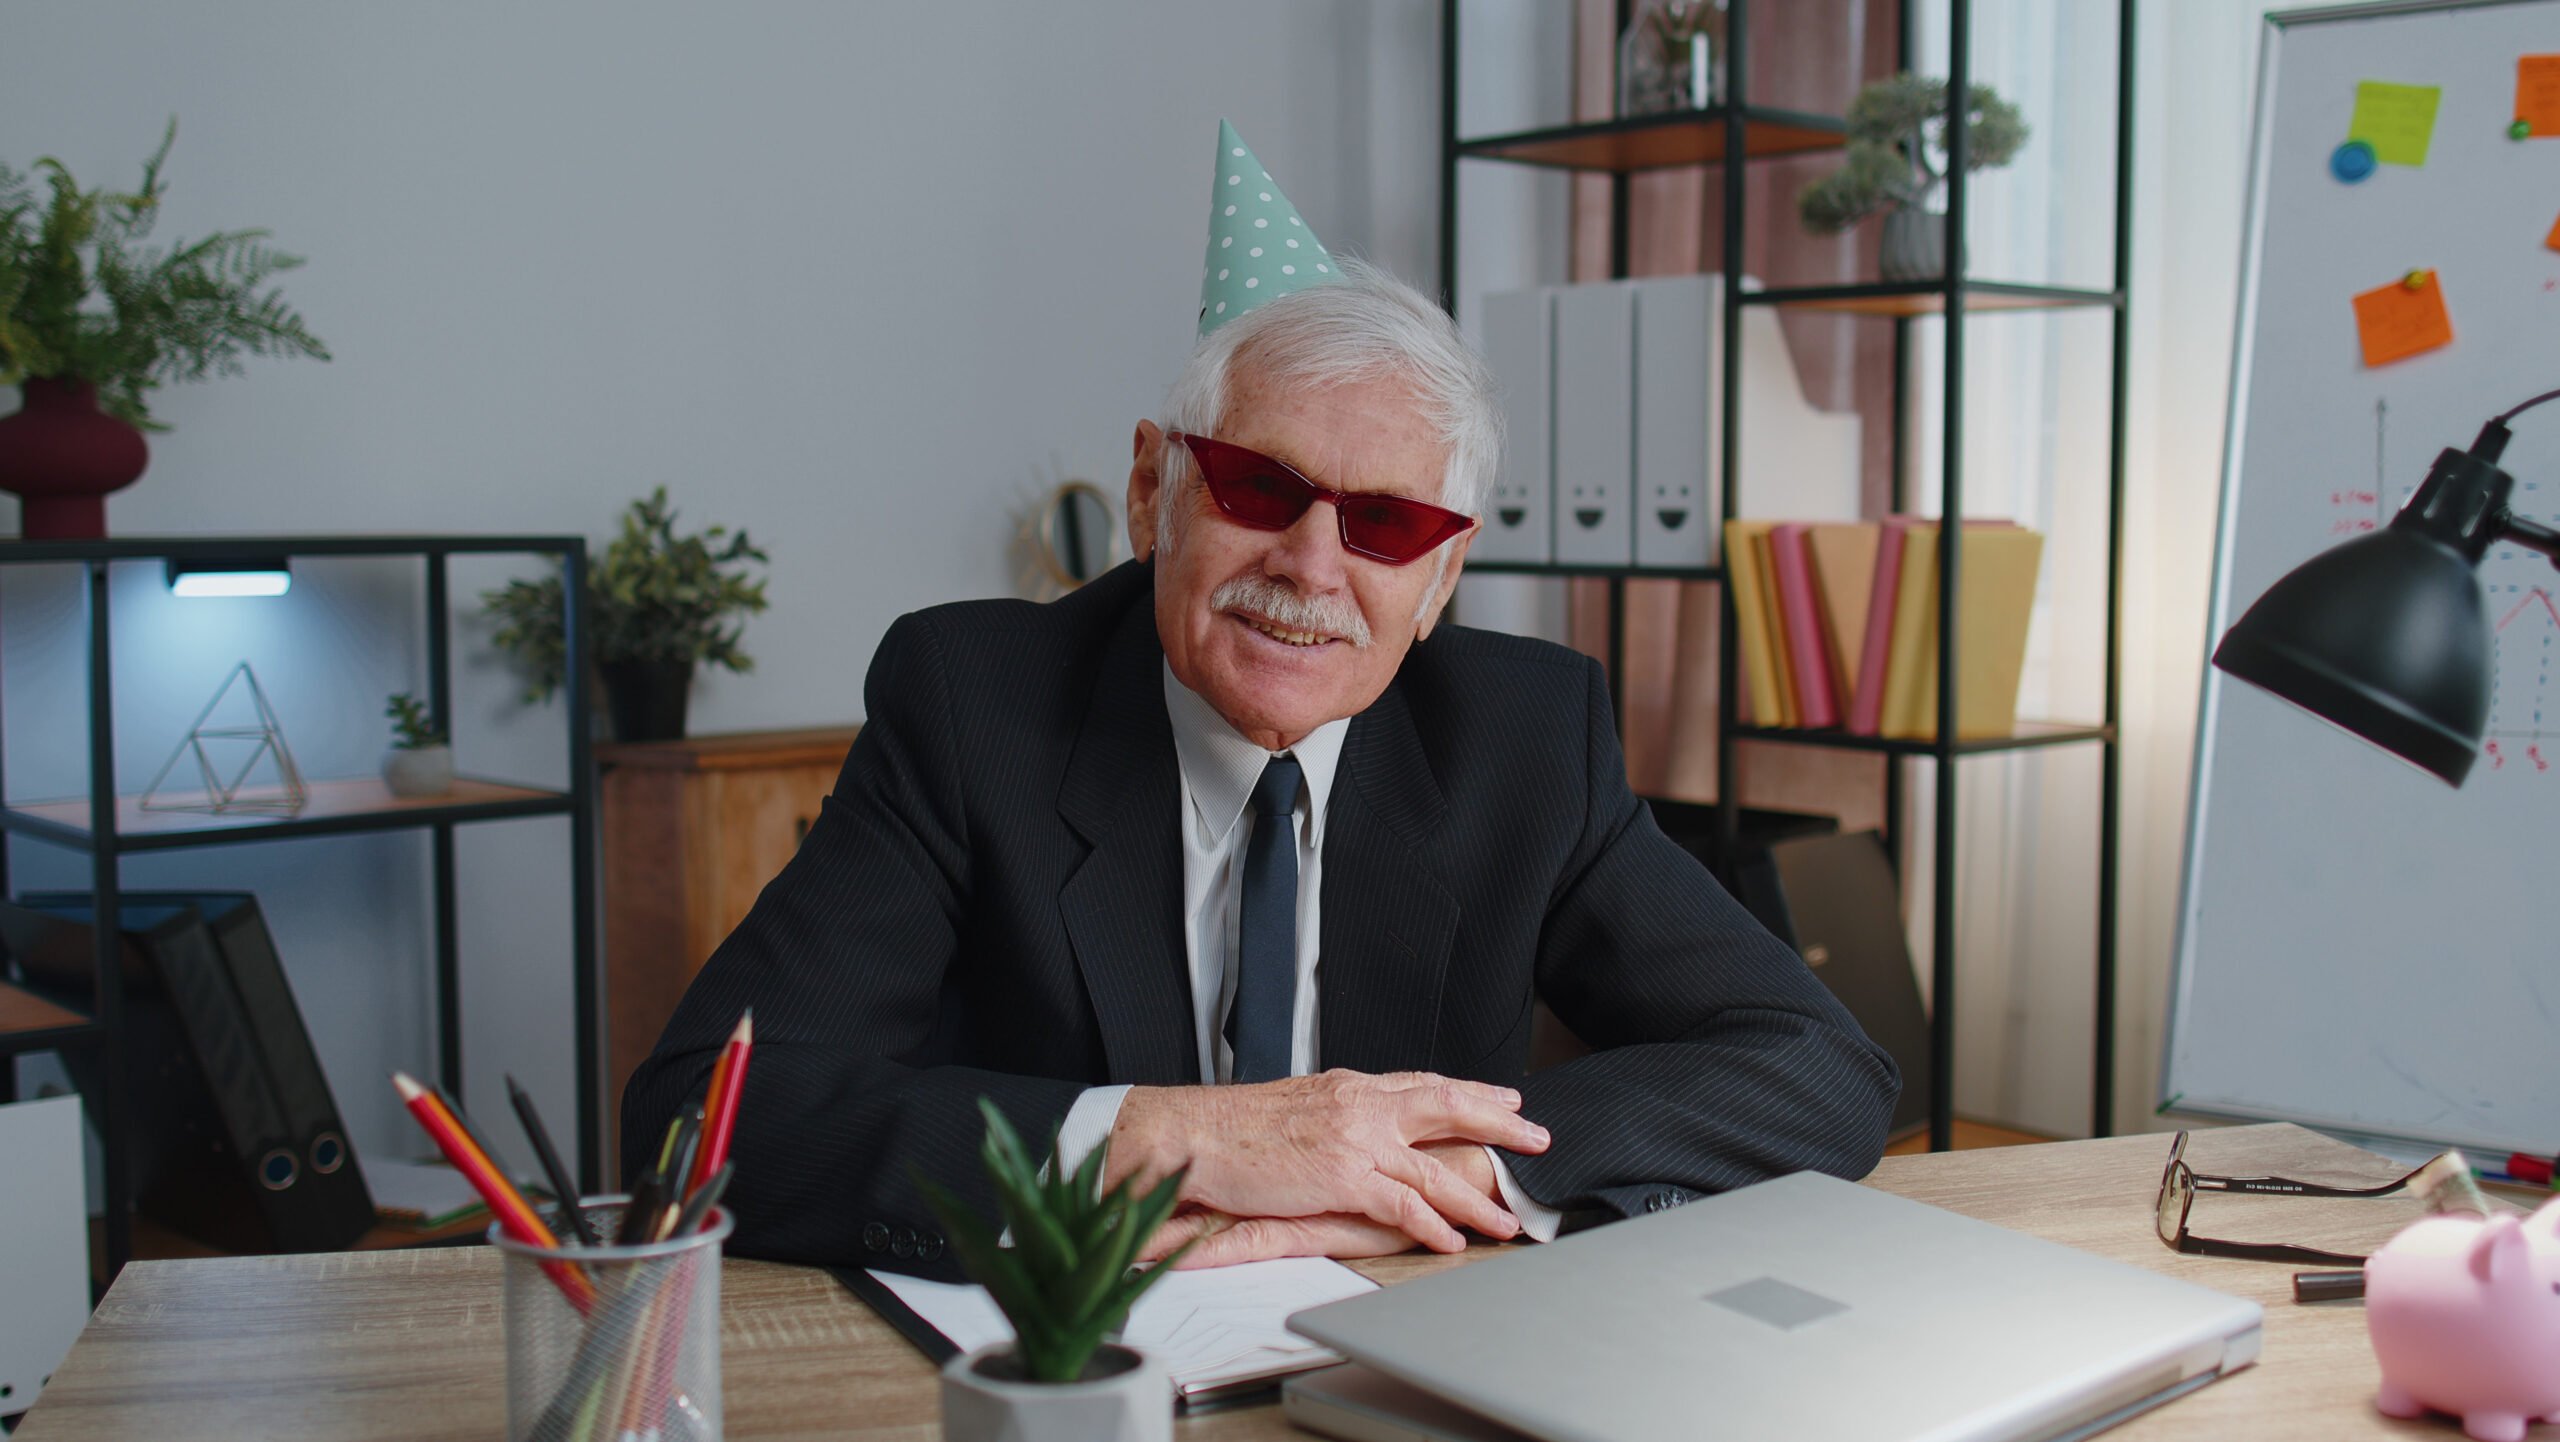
[2169,0,2560,1156]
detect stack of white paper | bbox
[867,1256,1377,1398]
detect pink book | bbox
[1846,516,2024,735]
[1849,518,1920,734]
[1768,525,1838,727]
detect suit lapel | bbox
[1057,596,1201,1085]
[1318,681,1460,1075]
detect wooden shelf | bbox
[1466,560,1725,582]
[0,979,97,1057]
[91,1210,492,1282]
[1746,280,2122,316]
[3,776,575,853]
[1456,107,1846,172]
[1728,719,2115,757]
[598,725,860,773]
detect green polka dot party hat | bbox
[1199,119,1337,336]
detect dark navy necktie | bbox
[1225,754,1302,1084]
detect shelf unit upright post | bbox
[0,535,600,1279]
[1438,0,2133,1151]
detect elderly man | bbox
[625,124,1895,1279]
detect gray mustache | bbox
[1209,574,1373,648]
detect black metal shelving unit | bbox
[1439,0,2135,1151]
[0,534,599,1279]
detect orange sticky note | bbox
[2548,211,2560,253]
[2352,271,2453,367]
[2518,55,2560,137]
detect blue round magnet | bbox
[2331,139,2378,183]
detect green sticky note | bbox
[2348,80,2442,166]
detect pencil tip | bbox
[391,1072,424,1099]
[739,1010,754,1043]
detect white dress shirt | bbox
[1043,663,1560,1243]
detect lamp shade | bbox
[2210,527,2488,786]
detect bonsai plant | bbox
[920,1099,1192,1442]
[1797,74,2029,280]
[0,119,329,538]
[380,692,452,798]
[480,488,770,742]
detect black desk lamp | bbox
[2211,387,2560,787]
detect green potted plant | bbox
[1798,74,2030,281]
[380,692,452,798]
[920,1100,1192,1442]
[481,488,770,742]
[0,120,329,538]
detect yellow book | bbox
[1878,525,1942,740]
[1753,528,1798,726]
[1907,528,2045,739]
[1722,520,1782,727]
[1804,522,1881,700]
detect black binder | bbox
[1,892,375,1252]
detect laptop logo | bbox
[1704,1277,1848,1331]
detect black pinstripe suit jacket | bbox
[624,559,1898,1280]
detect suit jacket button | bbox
[891,1226,917,1258]
[917,1233,946,1262]
[1643,1194,1663,1213]
[862,1222,891,1253]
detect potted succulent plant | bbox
[480,488,770,742]
[381,692,453,798]
[919,1100,1192,1442]
[0,120,329,538]
[1798,74,2029,281]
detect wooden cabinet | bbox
[599,726,857,1162]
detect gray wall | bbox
[1,0,1580,1182]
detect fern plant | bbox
[481,487,771,703]
[918,1099,1193,1384]
[0,119,329,429]
[1799,74,2029,233]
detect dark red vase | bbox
[0,378,150,539]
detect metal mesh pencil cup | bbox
[493,1196,732,1442]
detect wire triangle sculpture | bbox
[140,661,309,816]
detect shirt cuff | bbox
[1486,1148,1563,1243]
[1053,1084,1133,1190]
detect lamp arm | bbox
[2494,513,2560,570]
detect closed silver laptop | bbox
[1287,1172,2261,1442]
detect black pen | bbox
[616,1114,686,1245]
[508,1073,599,1247]
[670,1161,733,1238]
[2293,1270,2364,1303]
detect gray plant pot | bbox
[1880,208,1954,282]
[940,1343,1170,1442]
[381,744,454,798]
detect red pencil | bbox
[393,1072,595,1309]
[688,1011,752,1198]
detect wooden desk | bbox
[16,1124,2461,1440]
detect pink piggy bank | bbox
[2366,1196,2560,1442]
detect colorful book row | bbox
[1723,518,2044,740]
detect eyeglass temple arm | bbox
[2197,1174,2411,1199]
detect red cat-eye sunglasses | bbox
[1168,431,1477,566]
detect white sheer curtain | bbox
[1899,0,2267,1136]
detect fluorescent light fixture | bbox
[166,558,293,599]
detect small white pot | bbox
[940,1343,1170,1442]
[381,744,454,798]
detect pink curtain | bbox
[1563,0,1901,829]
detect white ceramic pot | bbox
[1880,207,1950,282]
[381,744,454,798]
[940,1343,1170,1442]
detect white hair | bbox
[1156,258,1502,614]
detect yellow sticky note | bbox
[2353,271,2453,367]
[2518,55,2560,137]
[2349,81,2443,165]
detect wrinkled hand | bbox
[1138,1142,1511,1269]
[1107,1070,1546,1254]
